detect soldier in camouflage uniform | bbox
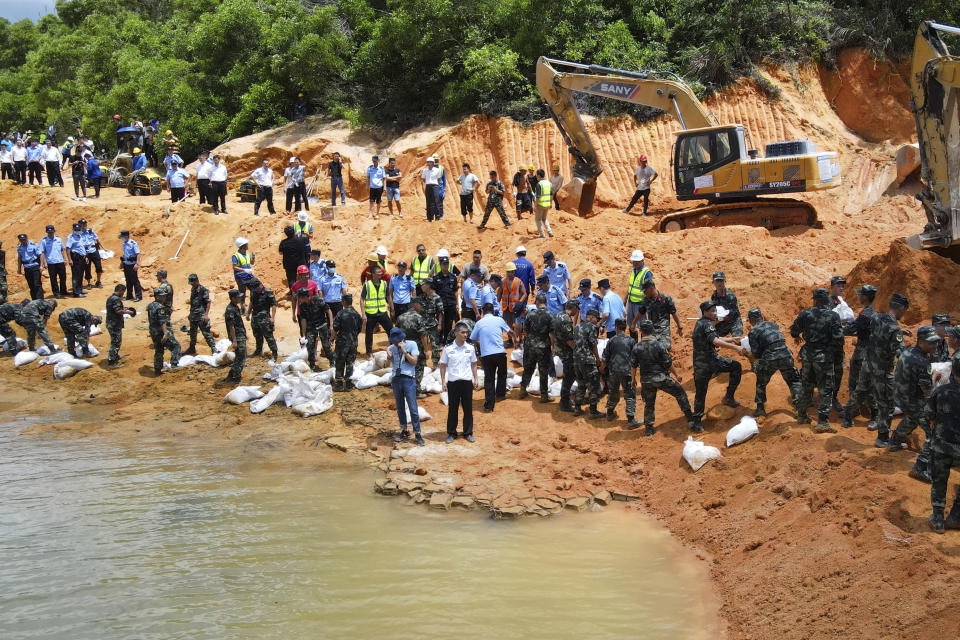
[949,325,960,367]
[58,307,101,357]
[519,293,554,402]
[104,284,129,367]
[224,289,246,382]
[632,319,696,435]
[17,298,57,352]
[248,278,279,360]
[397,297,431,395]
[603,317,636,422]
[926,358,960,533]
[184,274,216,355]
[745,308,801,417]
[332,293,362,391]
[155,269,173,311]
[637,281,681,351]
[790,289,843,433]
[846,292,908,446]
[419,278,444,368]
[888,325,939,483]
[0,241,7,304]
[841,285,878,428]
[297,289,333,371]
[931,314,951,363]
[573,308,604,418]
[147,289,180,375]
[554,300,579,412]
[692,301,745,427]
[0,300,23,352]
[710,271,743,337]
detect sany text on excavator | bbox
[904,21,960,250]
[536,57,842,231]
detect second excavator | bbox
[536,57,842,231]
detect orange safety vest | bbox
[501,277,523,312]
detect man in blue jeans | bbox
[388,327,424,445]
[327,152,346,206]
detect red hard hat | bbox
[297,265,309,275]
[640,154,648,162]
[113,114,121,120]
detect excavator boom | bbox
[905,21,960,249]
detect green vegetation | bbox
[0,0,956,156]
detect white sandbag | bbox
[61,339,99,357]
[193,354,218,367]
[213,350,235,366]
[740,336,751,352]
[356,373,380,389]
[39,351,74,366]
[310,369,334,384]
[932,361,953,388]
[291,384,334,417]
[508,373,522,387]
[683,437,722,471]
[3,337,27,352]
[373,350,388,369]
[14,351,39,367]
[377,371,393,385]
[511,348,524,363]
[214,338,232,353]
[289,359,310,374]
[553,355,563,378]
[548,379,563,398]
[831,297,855,323]
[715,305,729,321]
[726,416,760,447]
[53,364,78,379]
[250,384,286,414]
[284,347,308,363]
[440,391,449,405]
[36,345,52,356]
[422,378,442,394]
[405,405,432,426]
[62,358,94,370]
[225,385,264,405]
[88,324,102,336]
[98,249,114,260]
[177,355,197,367]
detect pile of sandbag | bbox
[244,364,335,418]
[53,358,94,380]
[177,338,236,368]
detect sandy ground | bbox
[3,53,959,639]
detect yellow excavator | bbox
[903,21,960,250]
[536,57,842,231]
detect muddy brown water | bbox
[0,410,713,639]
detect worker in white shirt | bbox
[283,157,301,213]
[209,154,228,214]
[165,161,191,203]
[550,166,563,210]
[249,159,276,216]
[195,150,213,205]
[43,140,64,187]
[11,139,27,184]
[421,156,442,222]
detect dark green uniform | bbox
[932,337,951,363]
[573,321,601,407]
[553,311,576,407]
[224,303,246,381]
[105,293,125,364]
[156,281,173,311]
[633,335,694,428]
[18,299,56,351]
[187,284,216,352]
[890,345,934,479]
[299,295,332,368]
[848,313,903,438]
[0,248,7,304]
[748,319,801,412]
[58,307,95,357]
[148,300,180,373]
[640,293,676,350]
[520,306,554,397]
[603,332,637,417]
[249,286,278,359]
[790,303,842,424]
[692,317,741,421]
[0,301,22,351]
[420,292,443,367]
[843,305,876,421]
[927,380,960,524]
[332,306,362,386]
[711,289,742,337]
[397,309,428,391]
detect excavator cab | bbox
[674,127,741,198]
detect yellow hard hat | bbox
[165,129,173,135]
[505,262,516,272]
[528,164,536,170]
[132,147,141,153]
[367,253,379,262]
[298,93,304,97]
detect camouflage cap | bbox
[410,296,423,305]
[889,292,909,308]
[535,293,547,304]
[187,273,199,282]
[564,299,580,310]
[854,284,877,297]
[712,271,725,281]
[699,300,717,313]
[747,307,762,320]
[228,289,243,299]
[932,313,951,325]
[917,325,942,343]
[830,276,846,286]
[586,308,600,318]
[157,269,167,278]
[949,325,960,340]
[812,288,830,301]
[421,277,433,288]
[638,319,654,332]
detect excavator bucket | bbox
[576,178,597,217]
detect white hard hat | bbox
[289,157,297,163]
[376,245,388,255]
[436,248,450,258]
[630,250,644,261]
[235,237,249,248]
[515,245,527,254]
[427,156,435,162]
[67,136,75,142]
[297,211,308,222]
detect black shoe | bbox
[945,504,960,530]
[874,436,890,448]
[588,406,604,419]
[689,421,704,432]
[518,388,528,399]
[626,418,642,429]
[94,283,102,288]
[814,421,837,434]
[539,395,553,403]
[887,435,906,452]
[271,352,279,361]
[183,347,197,356]
[832,400,844,413]
[644,425,655,437]
[558,401,574,413]
[721,395,740,408]
[250,350,262,357]
[909,463,932,484]
[133,297,142,302]
[481,407,493,413]
[393,430,409,442]
[796,415,811,425]
[606,410,616,421]
[415,435,425,446]
[572,405,583,416]
[930,511,945,534]
[753,405,766,417]
[445,435,456,444]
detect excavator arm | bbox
[908,21,960,248]
[536,56,716,215]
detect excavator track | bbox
[657,198,819,232]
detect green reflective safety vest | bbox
[627,266,651,303]
[537,179,552,208]
[412,255,435,285]
[363,279,388,314]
